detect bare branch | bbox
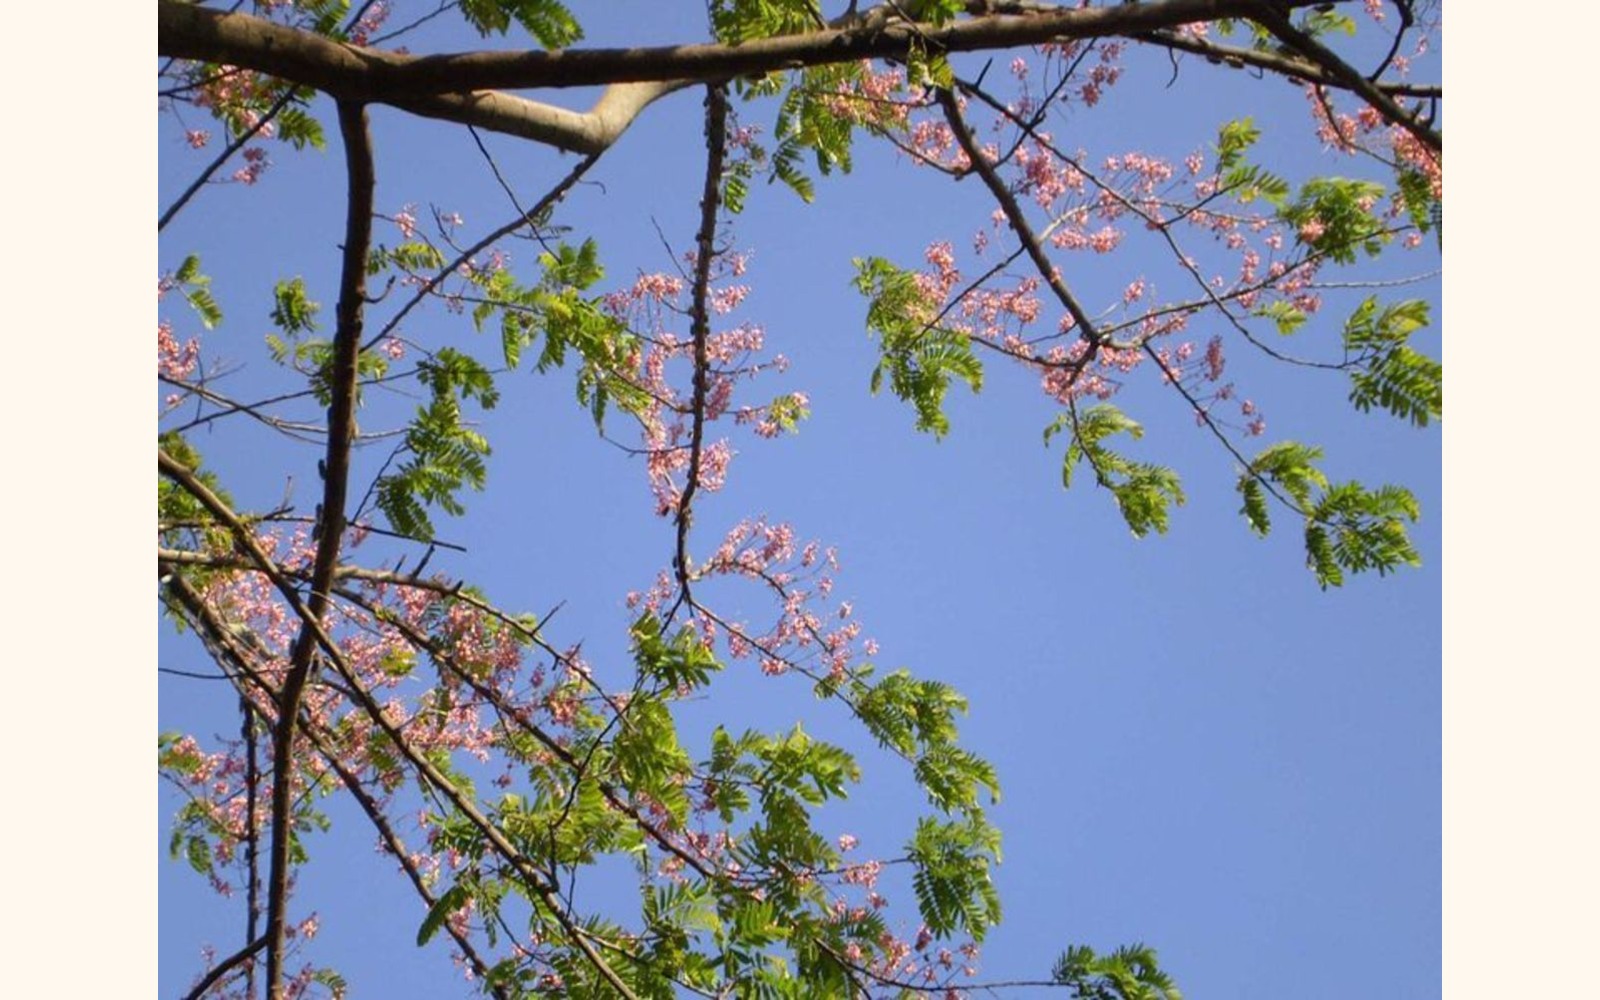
[181,936,268,1000]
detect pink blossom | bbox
[394,205,418,240]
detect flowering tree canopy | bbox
[158,1,1441,998]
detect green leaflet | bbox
[1281,177,1390,262]
[170,254,222,329]
[853,256,983,437]
[271,276,320,335]
[1213,118,1289,207]
[373,240,646,538]
[1053,943,1183,1000]
[459,0,582,46]
[631,613,723,693]
[908,814,1003,941]
[1342,297,1440,427]
[416,883,471,946]
[1045,404,1185,537]
[1239,441,1422,588]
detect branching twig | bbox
[363,154,599,352]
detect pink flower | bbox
[838,834,858,852]
[394,205,418,240]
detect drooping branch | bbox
[931,84,1318,525]
[301,724,515,1000]
[159,89,297,231]
[181,936,269,1000]
[1129,26,1441,99]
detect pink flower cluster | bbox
[159,319,200,381]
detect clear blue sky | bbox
[159,5,1440,996]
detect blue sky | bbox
[159,5,1440,996]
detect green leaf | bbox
[908,815,1002,941]
[1053,943,1183,1000]
[1301,8,1357,37]
[184,835,213,876]
[1254,300,1308,336]
[1215,117,1260,172]
[1050,405,1183,535]
[1343,298,1440,426]
[417,883,471,946]
[460,0,582,46]
[1281,177,1390,262]
[1242,441,1422,587]
[271,277,320,335]
[852,256,983,437]
[276,105,327,151]
[1239,478,1270,536]
[169,255,223,329]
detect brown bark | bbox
[160,0,1326,95]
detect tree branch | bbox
[1250,1,1441,155]
[182,935,268,1000]
[162,567,512,1000]
[936,87,1101,346]
[672,84,729,607]
[260,97,376,1000]
[156,458,641,998]
[159,0,1332,119]
[1130,26,1440,99]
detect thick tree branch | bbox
[1250,1,1441,155]
[162,1,1331,140]
[260,98,375,1000]
[672,84,729,605]
[392,80,688,155]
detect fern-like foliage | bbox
[853,256,983,437]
